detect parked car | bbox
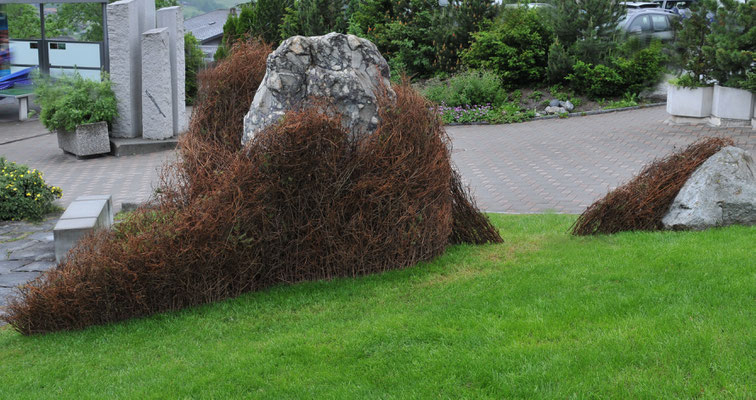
[622,2,661,9]
[618,9,680,43]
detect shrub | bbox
[423,69,507,107]
[3,41,501,335]
[349,0,496,78]
[566,61,625,98]
[462,7,553,87]
[0,159,62,221]
[184,33,205,106]
[567,41,667,99]
[572,137,733,235]
[34,72,117,132]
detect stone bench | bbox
[0,90,34,121]
[53,195,114,263]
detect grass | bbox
[1,214,754,398]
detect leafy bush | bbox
[566,61,625,98]
[0,159,62,221]
[567,41,667,99]
[185,33,205,106]
[34,72,117,132]
[462,7,553,87]
[422,69,507,107]
[349,0,496,78]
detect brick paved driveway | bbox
[449,106,754,213]
[0,105,753,214]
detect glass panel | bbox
[629,15,652,32]
[651,15,670,31]
[50,67,100,81]
[45,3,104,42]
[6,4,41,40]
[9,40,40,66]
[48,42,100,69]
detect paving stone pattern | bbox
[0,214,59,308]
[449,106,754,213]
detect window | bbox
[651,15,670,31]
[629,15,652,32]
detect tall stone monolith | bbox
[141,28,174,140]
[138,0,156,35]
[157,6,188,135]
[107,0,141,138]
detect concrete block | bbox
[157,6,188,135]
[711,85,754,121]
[108,0,142,138]
[141,28,174,140]
[56,121,110,157]
[54,195,114,263]
[666,85,713,118]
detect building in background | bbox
[184,8,232,62]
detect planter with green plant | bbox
[706,0,755,127]
[34,72,118,157]
[666,0,716,124]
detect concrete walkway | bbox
[0,105,754,309]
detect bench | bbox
[53,195,114,264]
[0,87,35,121]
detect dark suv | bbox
[618,10,680,43]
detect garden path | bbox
[0,105,754,310]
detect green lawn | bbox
[1,214,754,398]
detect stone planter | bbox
[666,85,713,124]
[710,85,754,127]
[57,121,111,157]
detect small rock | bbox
[560,100,574,112]
[545,106,567,115]
[663,146,756,230]
[549,99,561,107]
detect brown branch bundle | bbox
[2,39,500,335]
[571,136,733,235]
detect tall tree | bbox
[279,0,350,39]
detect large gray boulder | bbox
[662,146,756,230]
[242,33,394,145]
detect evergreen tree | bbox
[216,0,293,59]
[548,0,624,65]
[705,0,755,88]
[280,0,350,40]
[672,0,715,86]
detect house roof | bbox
[184,9,231,43]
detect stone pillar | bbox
[157,6,188,135]
[141,28,174,140]
[138,0,156,35]
[107,0,141,138]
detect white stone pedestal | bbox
[108,0,142,138]
[157,6,188,135]
[141,28,174,140]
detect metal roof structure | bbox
[184,8,230,43]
